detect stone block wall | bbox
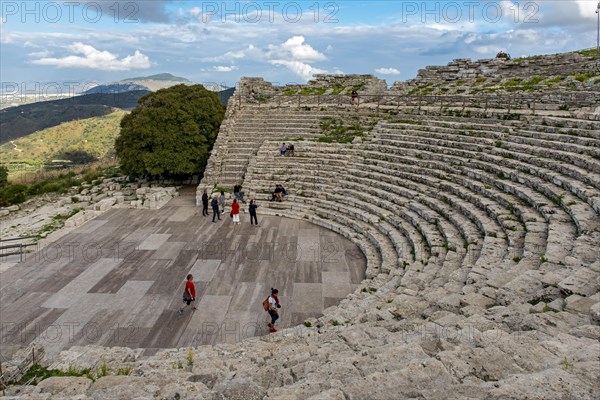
[306,74,388,94]
[237,77,276,100]
[392,51,600,93]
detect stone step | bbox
[248,152,504,246]
[266,197,400,272]
[370,135,600,175]
[376,125,600,158]
[250,146,576,266]
[360,142,598,233]
[382,114,600,140]
[245,175,439,262]
[243,156,502,268]
[258,206,385,276]
[250,185,408,266]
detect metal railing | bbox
[0,236,38,263]
[0,346,43,394]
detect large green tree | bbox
[115,84,225,177]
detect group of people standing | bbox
[200,189,259,225]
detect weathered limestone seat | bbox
[239,103,599,311]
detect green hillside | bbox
[0,109,127,165]
[0,90,148,143]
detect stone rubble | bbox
[0,177,179,270]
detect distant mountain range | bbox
[82,73,227,95]
[83,83,148,95]
[0,73,233,145]
[121,73,192,82]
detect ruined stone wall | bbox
[273,74,388,96]
[306,74,388,94]
[237,77,276,100]
[417,52,598,82]
[393,51,600,93]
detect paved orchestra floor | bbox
[0,187,366,359]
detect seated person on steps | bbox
[270,184,286,202]
[233,184,246,203]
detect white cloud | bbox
[213,65,238,72]
[28,49,51,58]
[202,36,328,80]
[376,67,400,75]
[189,7,201,17]
[269,60,326,81]
[264,36,328,80]
[473,45,504,55]
[31,43,151,71]
[266,36,326,62]
[204,45,257,62]
[576,0,599,18]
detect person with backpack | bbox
[178,274,197,315]
[264,288,281,332]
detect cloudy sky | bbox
[0,0,598,88]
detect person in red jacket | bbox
[178,274,197,315]
[231,198,240,225]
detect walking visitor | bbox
[266,288,281,332]
[179,274,197,314]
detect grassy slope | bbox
[0,109,127,165]
[0,90,148,143]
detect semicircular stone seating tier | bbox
[200,106,381,190]
[240,104,600,319]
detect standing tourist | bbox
[231,198,240,225]
[211,194,221,223]
[219,191,226,214]
[201,189,209,216]
[249,199,258,226]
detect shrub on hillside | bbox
[0,184,28,206]
[496,51,511,60]
[0,166,8,187]
[53,149,98,165]
[115,84,225,178]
